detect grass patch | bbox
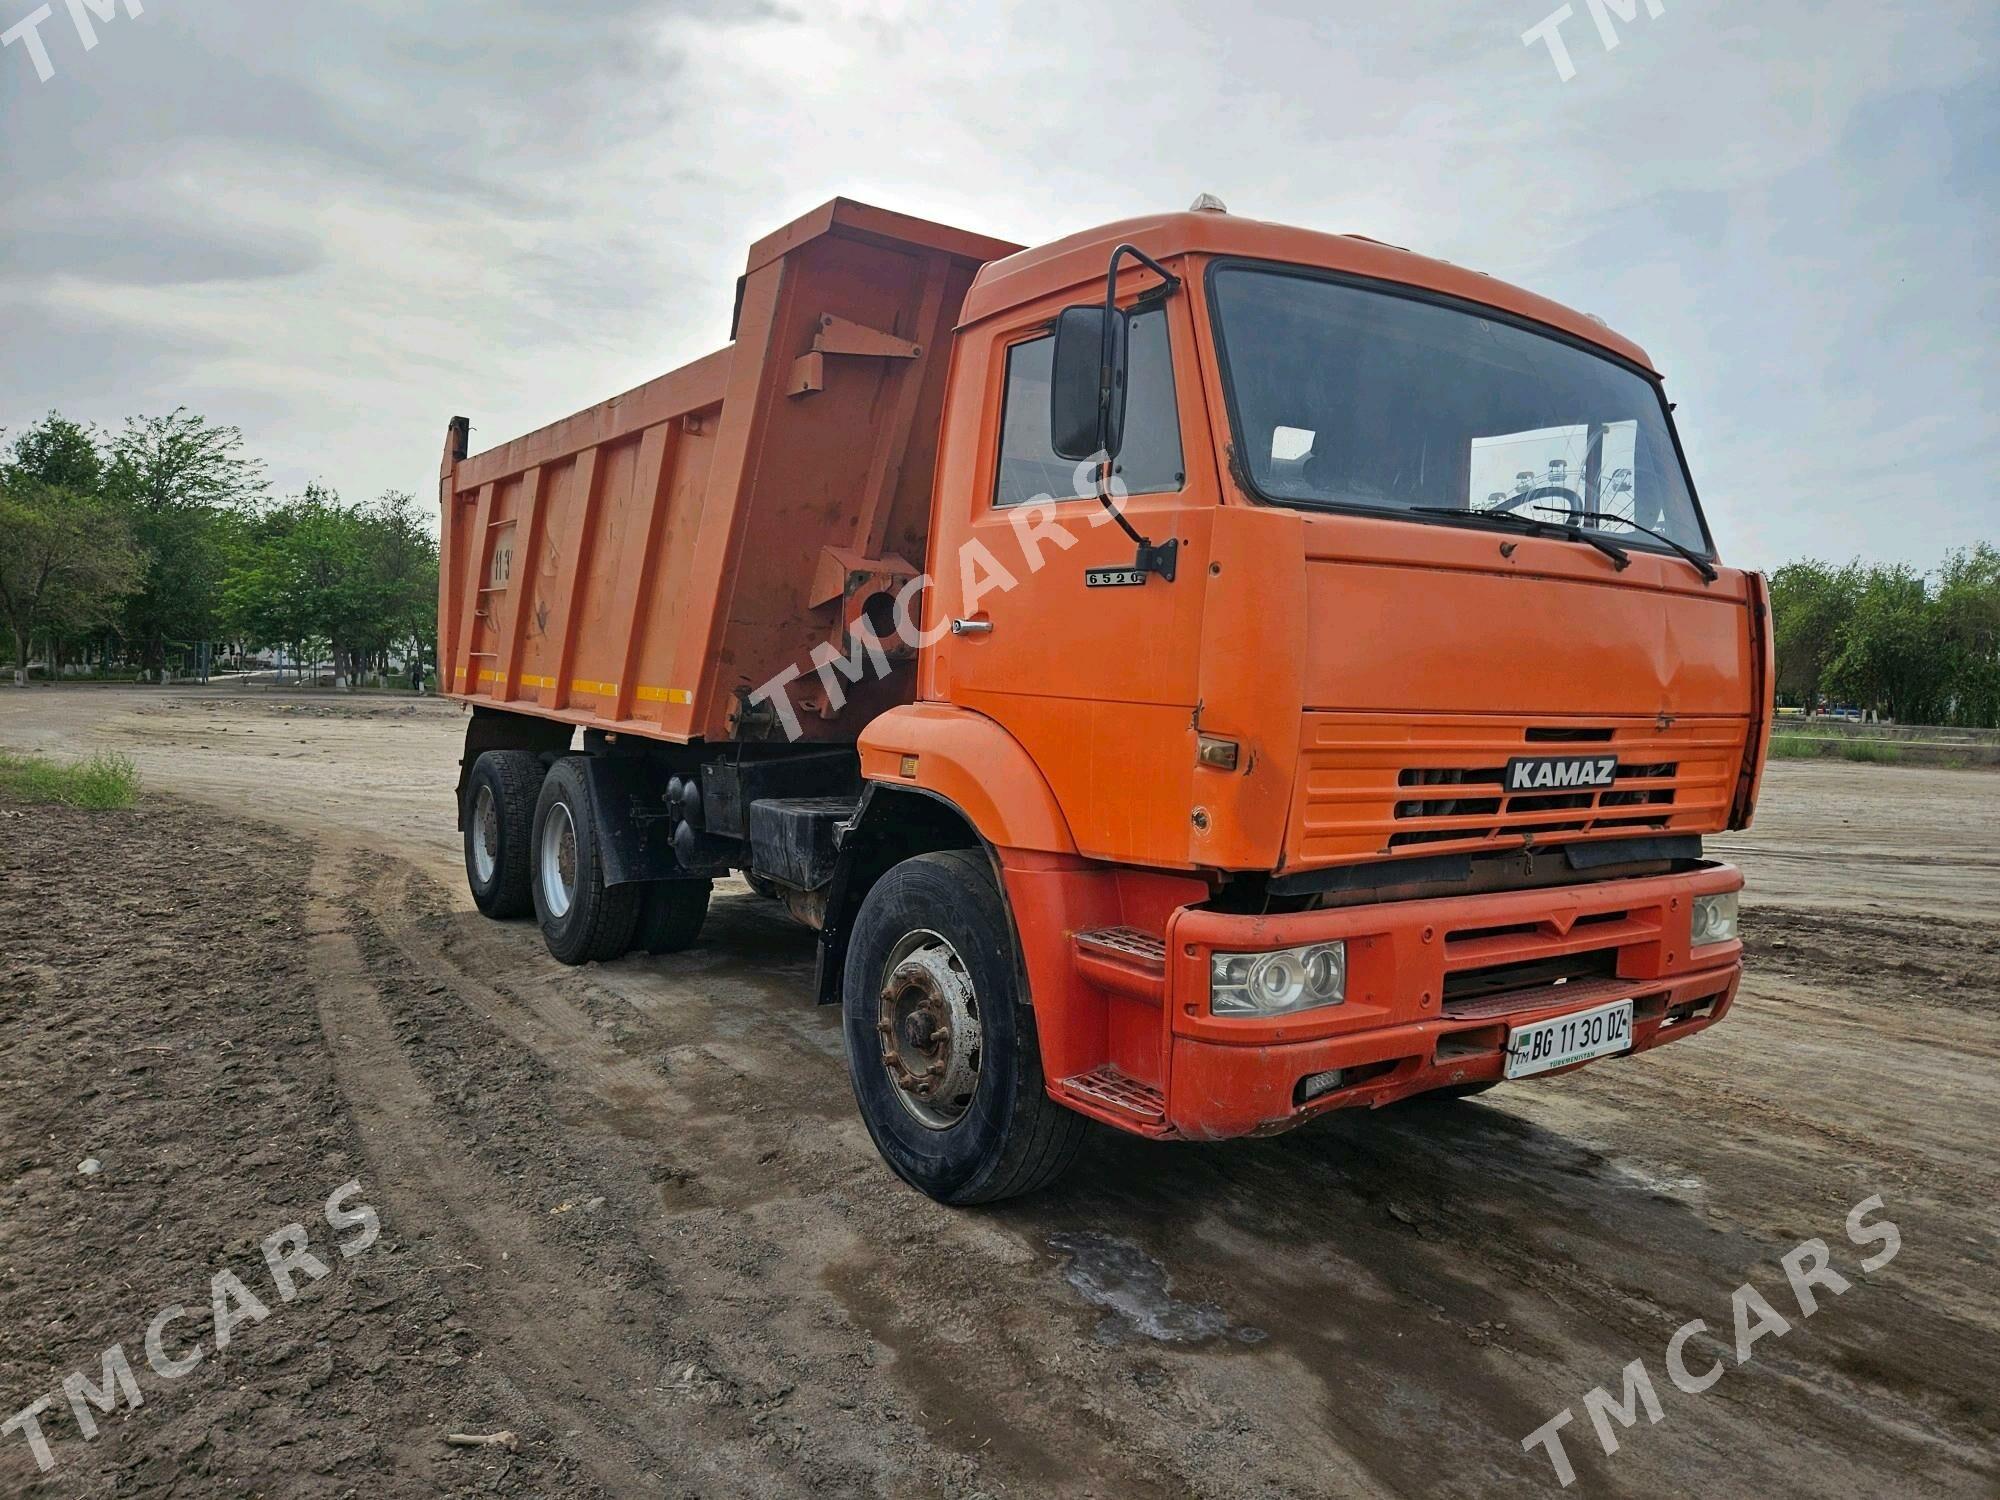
[1767,735,1904,765]
[0,750,141,809]
[1840,739,1903,764]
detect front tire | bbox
[530,758,641,965]
[463,750,547,918]
[841,850,1086,1204]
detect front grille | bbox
[1441,974,1642,1021]
[1390,758,1678,848]
[1441,950,1621,1010]
[1289,714,1745,867]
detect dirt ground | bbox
[1,685,1995,1498]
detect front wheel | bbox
[841,849,1086,1204]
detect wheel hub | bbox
[472,785,500,883]
[876,934,981,1130]
[539,802,577,919]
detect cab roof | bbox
[961,209,1657,375]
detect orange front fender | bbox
[859,702,1076,855]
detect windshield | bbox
[1209,265,1711,556]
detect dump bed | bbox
[439,199,1018,744]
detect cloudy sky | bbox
[2,0,1993,570]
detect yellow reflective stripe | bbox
[454,668,689,704]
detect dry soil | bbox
[1,686,1995,1498]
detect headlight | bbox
[1211,941,1346,1015]
[1691,891,1740,945]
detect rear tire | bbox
[463,750,546,918]
[841,849,1086,1204]
[638,879,711,954]
[530,758,641,965]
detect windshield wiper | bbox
[1411,505,1632,572]
[1534,508,1718,582]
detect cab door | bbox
[928,295,1215,867]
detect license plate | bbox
[1504,998,1634,1079]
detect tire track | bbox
[307,845,790,1496]
[335,852,1237,1500]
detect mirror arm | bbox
[1089,461,1177,580]
[1097,244,1180,423]
[1093,245,1182,581]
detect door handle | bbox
[949,617,993,635]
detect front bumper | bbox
[1067,862,1744,1141]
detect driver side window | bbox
[992,307,1184,507]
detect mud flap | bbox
[572,756,684,887]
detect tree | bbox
[1821,566,1944,722]
[1768,560,1861,709]
[0,477,144,685]
[104,409,267,678]
[5,412,106,494]
[223,485,388,686]
[1931,544,2000,727]
[358,490,440,673]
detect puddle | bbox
[1049,1231,1266,1347]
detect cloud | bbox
[0,0,1993,567]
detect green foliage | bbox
[0,750,141,809]
[5,412,106,493]
[4,407,440,685]
[1841,739,1904,764]
[104,409,269,672]
[1768,545,2000,727]
[1767,735,1908,765]
[221,484,438,678]
[0,470,146,682]
[1932,545,2000,728]
[359,490,440,664]
[1768,559,1861,708]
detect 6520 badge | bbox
[1085,566,1150,588]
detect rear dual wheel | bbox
[531,758,640,964]
[463,750,547,918]
[528,758,714,964]
[638,878,711,955]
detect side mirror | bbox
[1049,304,1129,462]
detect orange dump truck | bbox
[440,196,1771,1203]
